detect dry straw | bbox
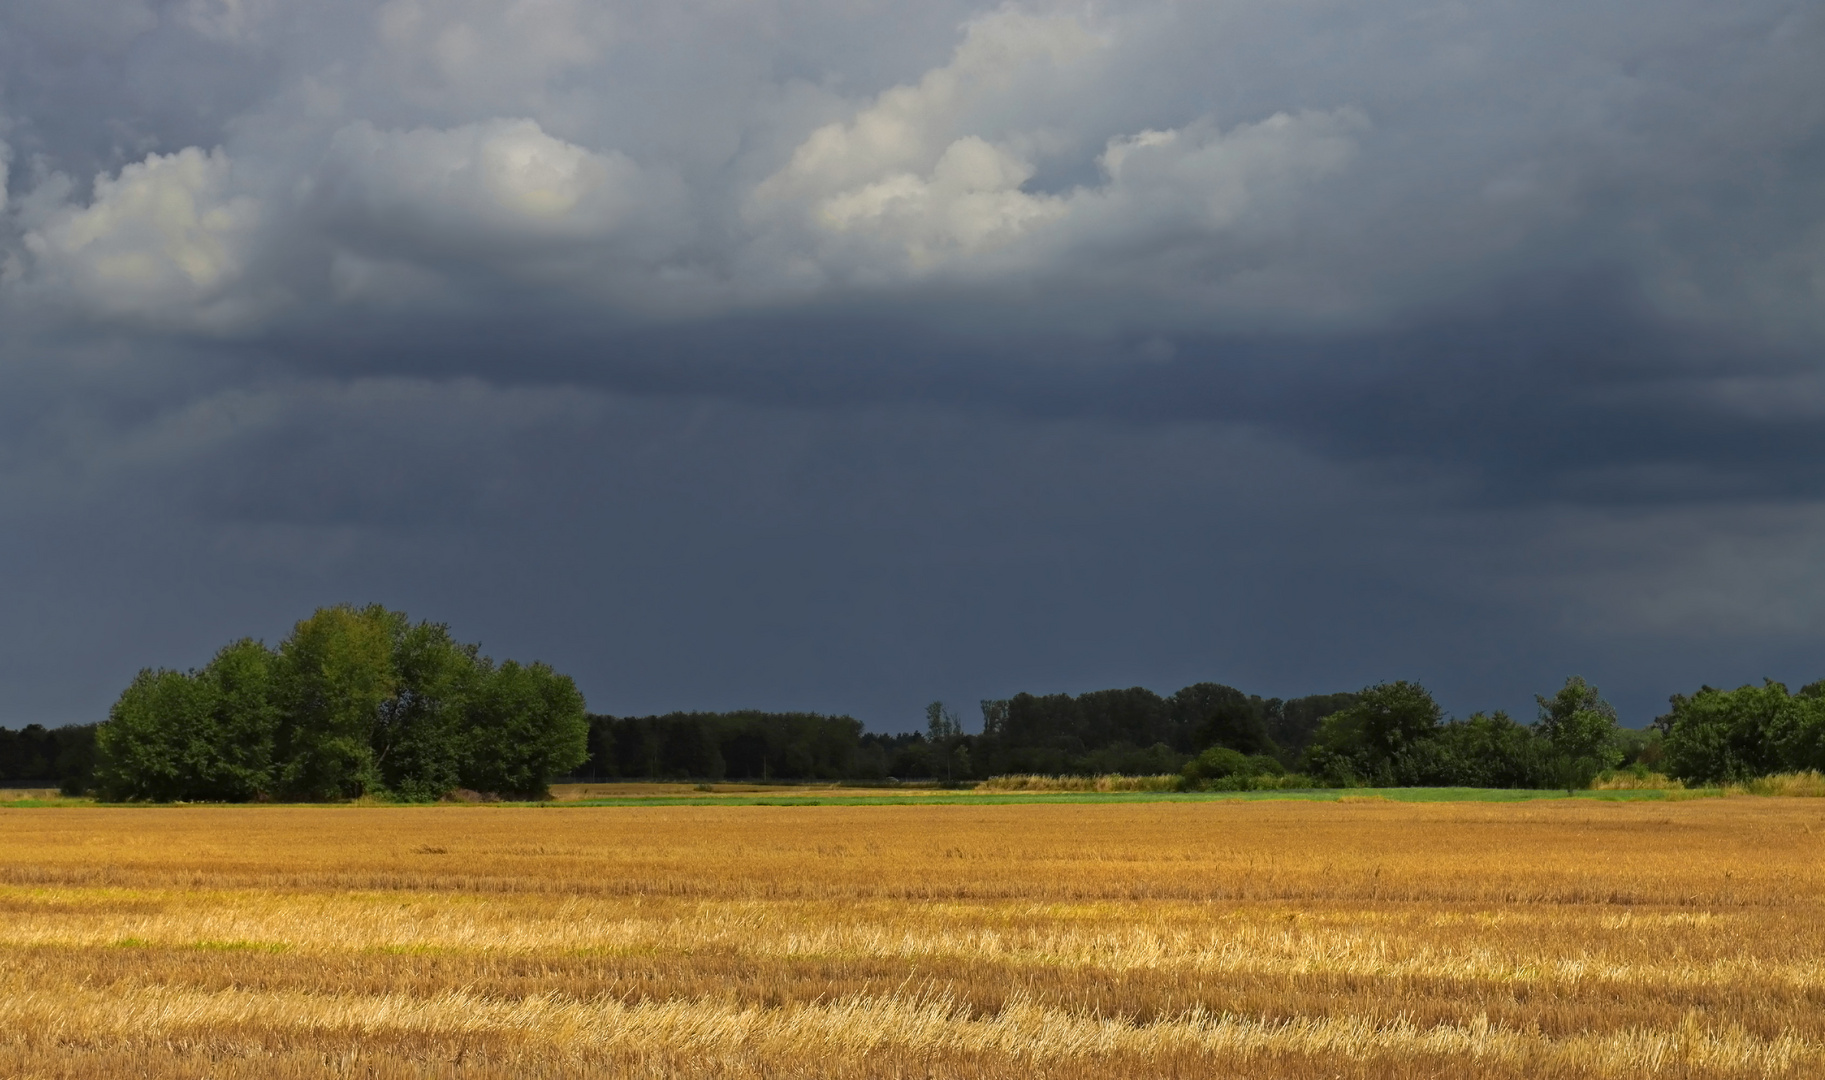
[0,799,1821,1077]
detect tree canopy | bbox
[59,645,1825,799]
[1656,680,1825,784]
[95,605,587,802]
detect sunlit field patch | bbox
[0,799,1820,1077]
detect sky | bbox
[1,0,1822,731]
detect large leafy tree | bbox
[95,669,213,801]
[1660,681,1805,784]
[96,604,590,801]
[1535,677,1622,764]
[1429,711,1548,788]
[1535,676,1623,789]
[1170,683,1271,755]
[95,639,281,801]
[197,637,283,798]
[459,660,588,799]
[375,617,482,802]
[1773,682,1825,773]
[275,604,396,800]
[1306,681,1443,784]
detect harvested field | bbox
[0,799,1821,1077]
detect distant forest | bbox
[11,669,1825,797]
[578,674,1825,791]
[580,684,1358,783]
[0,723,96,795]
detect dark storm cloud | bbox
[1,0,1823,730]
[250,270,1825,512]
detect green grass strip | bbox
[4,787,1726,808]
[539,787,1696,807]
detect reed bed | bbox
[1741,771,1825,797]
[1591,771,1687,791]
[0,799,1821,1077]
[974,773,1184,792]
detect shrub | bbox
[1182,746,1284,785]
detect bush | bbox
[1181,747,1308,790]
[1182,746,1284,784]
[1199,772,1318,792]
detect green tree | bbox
[1170,683,1271,754]
[96,604,590,802]
[979,699,1009,738]
[275,604,396,800]
[1659,681,1799,784]
[1426,711,1547,788]
[196,637,282,798]
[375,617,481,801]
[1536,677,1621,762]
[653,714,724,778]
[95,639,281,802]
[459,660,588,799]
[926,701,962,741]
[1771,681,1825,773]
[1268,693,1361,761]
[925,700,966,783]
[1305,681,1443,784]
[95,669,212,801]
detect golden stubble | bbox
[0,798,1821,1078]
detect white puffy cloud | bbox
[321,118,647,249]
[0,0,1818,341]
[19,146,264,327]
[754,9,1100,203]
[1073,112,1365,241]
[745,9,1094,279]
[746,9,1363,286]
[795,137,1067,272]
[3,114,676,322]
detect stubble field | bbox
[0,798,1821,1078]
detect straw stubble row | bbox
[0,799,1819,1077]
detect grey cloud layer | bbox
[4,1,1818,339]
[1,0,1823,729]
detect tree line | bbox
[579,676,1775,792]
[583,711,865,781]
[11,626,1825,797]
[90,605,587,801]
[1291,677,1640,791]
[0,723,96,795]
[1656,679,1825,783]
[577,686,1367,783]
